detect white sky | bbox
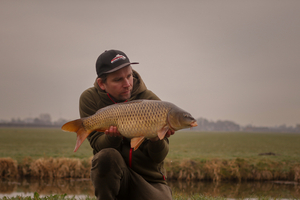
[0,0,299,127]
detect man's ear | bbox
[97,78,106,90]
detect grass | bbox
[1,128,300,162]
[0,128,93,162]
[1,128,300,182]
[0,192,96,200]
[168,131,300,162]
[166,131,300,182]
[0,192,277,200]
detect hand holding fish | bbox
[104,126,122,137]
[148,129,175,142]
[165,129,175,138]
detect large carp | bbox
[62,100,197,152]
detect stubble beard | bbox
[119,89,131,101]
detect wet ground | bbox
[0,178,299,199]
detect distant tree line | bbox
[0,113,68,128]
[193,117,300,133]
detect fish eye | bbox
[183,113,191,118]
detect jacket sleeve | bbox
[79,89,122,153]
[88,131,123,153]
[146,138,169,163]
[79,89,98,118]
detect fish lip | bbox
[190,121,198,127]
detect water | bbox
[0,178,299,199]
[168,180,300,198]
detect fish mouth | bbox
[190,121,198,127]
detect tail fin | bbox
[61,119,92,152]
[61,119,83,133]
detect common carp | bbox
[61,100,197,152]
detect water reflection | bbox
[169,180,300,198]
[0,178,94,197]
[1,178,299,199]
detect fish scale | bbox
[92,100,172,138]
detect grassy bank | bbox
[0,192,277,200]
[2,178,299,199]
[1,156,300,182]
[0,193,226,200]
[1,128,300,182]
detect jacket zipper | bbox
[107,93,128,104]
[129,148,133,168]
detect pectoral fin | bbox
[157,125,169,140]
[131,136,145,151]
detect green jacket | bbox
[79,70,168,184]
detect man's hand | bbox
[104,126,122,137]
[165,129,175,138]
[149,129,175,142]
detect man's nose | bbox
[123,78,130,87]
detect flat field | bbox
[1,127,299,163]
[168,131,300,162]
[0,127,93,162]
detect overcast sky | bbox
[1,0,299,127]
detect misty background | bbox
[1,0,299,128]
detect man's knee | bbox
[92,148,121,163]
[91,148,124,178]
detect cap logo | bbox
[111,54,126,63]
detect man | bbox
[79,50,174,200]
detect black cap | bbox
[96,50,139,77]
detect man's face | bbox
[98,65,133,101]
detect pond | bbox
[0,178,299,199]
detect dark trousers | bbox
[90,148,172,200]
